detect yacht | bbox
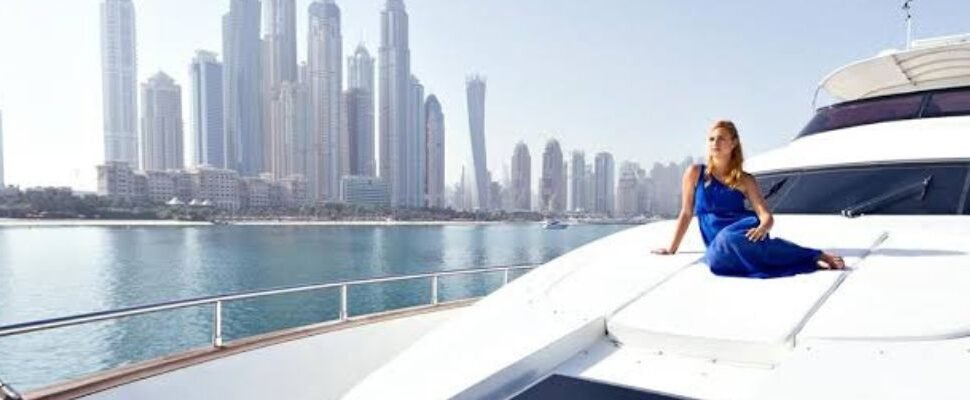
[4,34,970,400]
[543,219,568,230]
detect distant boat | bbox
[542,219,568,230]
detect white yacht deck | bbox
[345,216,970,399]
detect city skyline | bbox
[3,1,970,192]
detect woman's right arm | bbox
[654,165,700,255]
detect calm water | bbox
[0,223,629,390]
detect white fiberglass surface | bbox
[85,308,463,400]
[344,223,705,399]
[821,41,970,101]
[799,230,970,340]
[754,337,970,400]
[745,116,970,174]
[552,339,775,400]
[346,216,970,399]
[604,216,885,365]
[607,264,844,364]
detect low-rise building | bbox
[190,166,240,211]
[97,162,136,198]
[240,176,271,209]
[341,176,390,208]
[145,170,177,203]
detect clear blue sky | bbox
[1,0,969,191]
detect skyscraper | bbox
[263,0,298,85]
[405,76,425,207]
[594,151,615,216]
[269,81,307,179]
[290,62,312,178]
[511,141,531,211]
[570,151,585,211]
[100,0,138,166]
[455,165,467,211]
[465,75,488,210]
[345,45,375,177]
[265,0,298,180]
[379,0,411,207]
[561,160,568,211]
[343,90,372,176]
[425,95,445,208]
[349,44,375,93]
[222,0,262,175]
[140,72,184,171]
[541,139,564,212]
[190,51,225,168]
[616,161,643,217]
[308,0,343,201]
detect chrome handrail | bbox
[0,378,23,400]
[0,264,538,345]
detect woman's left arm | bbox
[741,174,773,241]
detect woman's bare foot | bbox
[818,252,845,270]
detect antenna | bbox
[902,0,914,49]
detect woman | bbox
[653,120,844,278]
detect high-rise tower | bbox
[222,0,262,175]
[140,72,184,171]
[425,95,445,208]
[100,0,138,166]
[190,51,225,168]
[541,139,565,212]
[345,44,376,177]
[308,0,343,200]
[511,142,532,211]
[465,75,488,210]
[379,0,411,207]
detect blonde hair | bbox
[706,120,745,189]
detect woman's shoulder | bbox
[740,171,757,183]
[738,171,759,191]
[684,164,704,180]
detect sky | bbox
[1,0,970,192]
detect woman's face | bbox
[708,127,736,159]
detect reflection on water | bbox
[0,223,629,390]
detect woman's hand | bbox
[745,224,770,242]
[652,248,675,255]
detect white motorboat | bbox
[543,220,568,230]
[5,34,970,400]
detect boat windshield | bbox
[754,162,970,215]
[798,86,970,139]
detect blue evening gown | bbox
[694,165,821,278]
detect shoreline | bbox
[0,218,520,227]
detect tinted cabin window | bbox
[797,86,970,138]
[799,94,923,138]
[923,91,970,117]
[755,163,969,215]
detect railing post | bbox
[431,275,439,305]
[503,268,510,285]
[340,284,348,321]
[0,378,24,400]
[212,301,223,348]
